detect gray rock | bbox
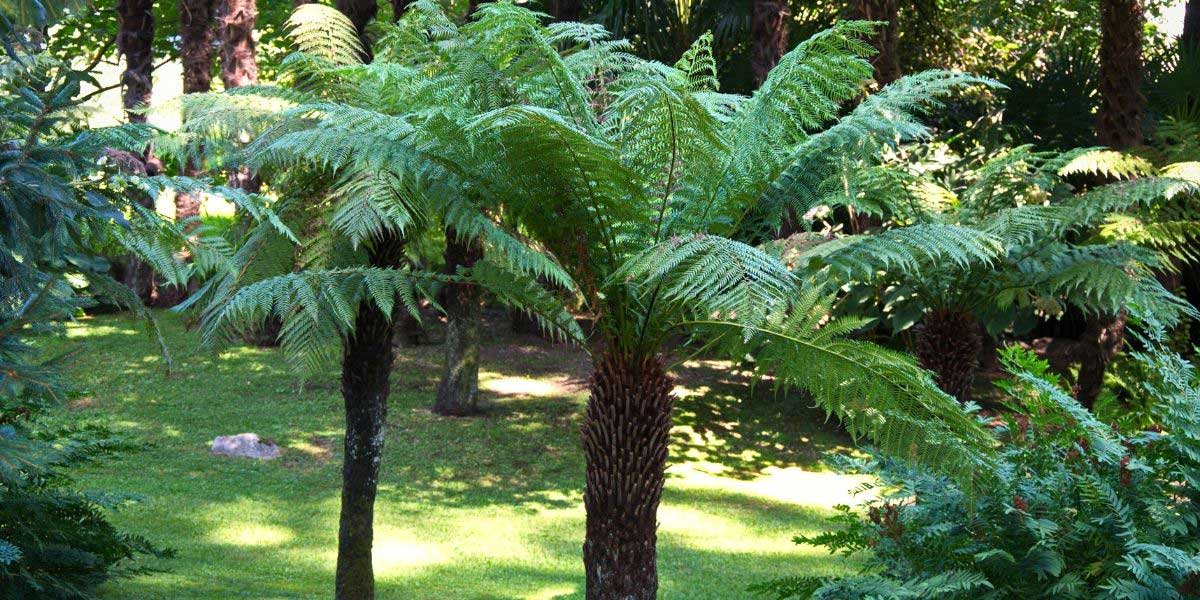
[211,433,281,460]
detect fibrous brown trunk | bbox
[582,347,674,600]
[218,0,260,194]
[547,0,581,21]
[1183,0,1199,51]
[433,232,483,416]
[117,0,154,124]
[1076,311,1127,408]
[336,0,378,58]
[335,237,402,600]
[1098,0,1146,149]
[750,0,789,88]
[913,308,983,402]
[176,0,215,228]
[849,0,901,85]
[332,5,392,598]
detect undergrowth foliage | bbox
[1,33,174,600]
[753,328,1200,599]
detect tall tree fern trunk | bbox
[1186,0,1199,49]
[434,232,483,416]
[335,235,404,600]
[335,0,378,59]
[1080,0,1144,405]
[177,0,215,224]
[750,0,789,88]
[849,0,901,86]
[913,308,982,402]
[117,0,157,304]
[547,0,581,21]
[1098,0,1145,149]
[582,346,674,600]
[218,0,259,193]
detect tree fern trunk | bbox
[218,0,260,194]
[117,0,154,126]
[335,236,403,600]
[547,0,581,21]
[177,0,214,225]
[750,0,789,88]
[1098,0,1145,149]
[1186,0,1199,50]
[1076,311,1127,408]
[849,0,901,86]
[335,0,378,59]
[913,308,983,402]
[582,347,674,600]
[434,232,483,416]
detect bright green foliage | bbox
[753,329,1200,599]
[174,2,1005,476]
[788,144,1198,336]
[1,45,176,598]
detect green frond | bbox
[467,259,583,343]
[672,31,718,92]
[794,224,1002,283]
[286,3,364,66]
[1055,149,1154,180]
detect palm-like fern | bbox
[791,143,1197,401]
[177,3,999,597]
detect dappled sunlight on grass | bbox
[39,312,863,598]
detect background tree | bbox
[176,0,216,226]
[751,0,788,87]
[1186,0,1199,50]
[848,0,900,85]
[218,0,259,192]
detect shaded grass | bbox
[40,312,864,599]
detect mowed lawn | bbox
[40,311,866,599]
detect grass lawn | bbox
[40,311,866,599]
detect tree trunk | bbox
[581,347,674,600]
[117,0,154,125]
[178,0,214,222]
[434,232,483,416]
[547,0,581,21]
[1183,0,1199,51]
[750,0,789,88]
[1098,0,1145,149]
[336,0,378,59]
[1076,311,1127,408]
[849,0,901,85]
[331,4,392,598]
[218,0,260,194]
[913,308,983,402]
[335,238,402,600]
[116,0,156,304]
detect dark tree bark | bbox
[336,0,378,58]
[849,0,901,85]
[177,0,215,227]
[546,0,581,21]
[750,0,789,88]
[218,0,260,193]
[117,0,154,124]
[913,308,983,402]
[330,4,396,598]
[582,347,674,600]
[335,237,403,600]
[434,233,484,416]
[1076,311,1127,408]
[467,0,480,17]
[116,0,157,303]
[1183,0,1199,50]
[1098,0,1146,149]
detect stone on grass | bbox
[211,433,281,460]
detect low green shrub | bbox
[754,333,1200,599]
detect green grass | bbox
[40,311,865,599]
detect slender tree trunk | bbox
[1186,0,1200,50]
[913,308,983,402]
[1098,0,1145,149]
[434,232,483,416]
[177,0,214,225]
[336,0,378,59]
[582,346,674,600]
[849,0,901,85]
[330,4,394,598]
[547,0,581,21]
[116,0,157,304]
[218,0,260,193]
[1078,0,1145,404]
[335,237,402,600]
[750,0,789,88]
